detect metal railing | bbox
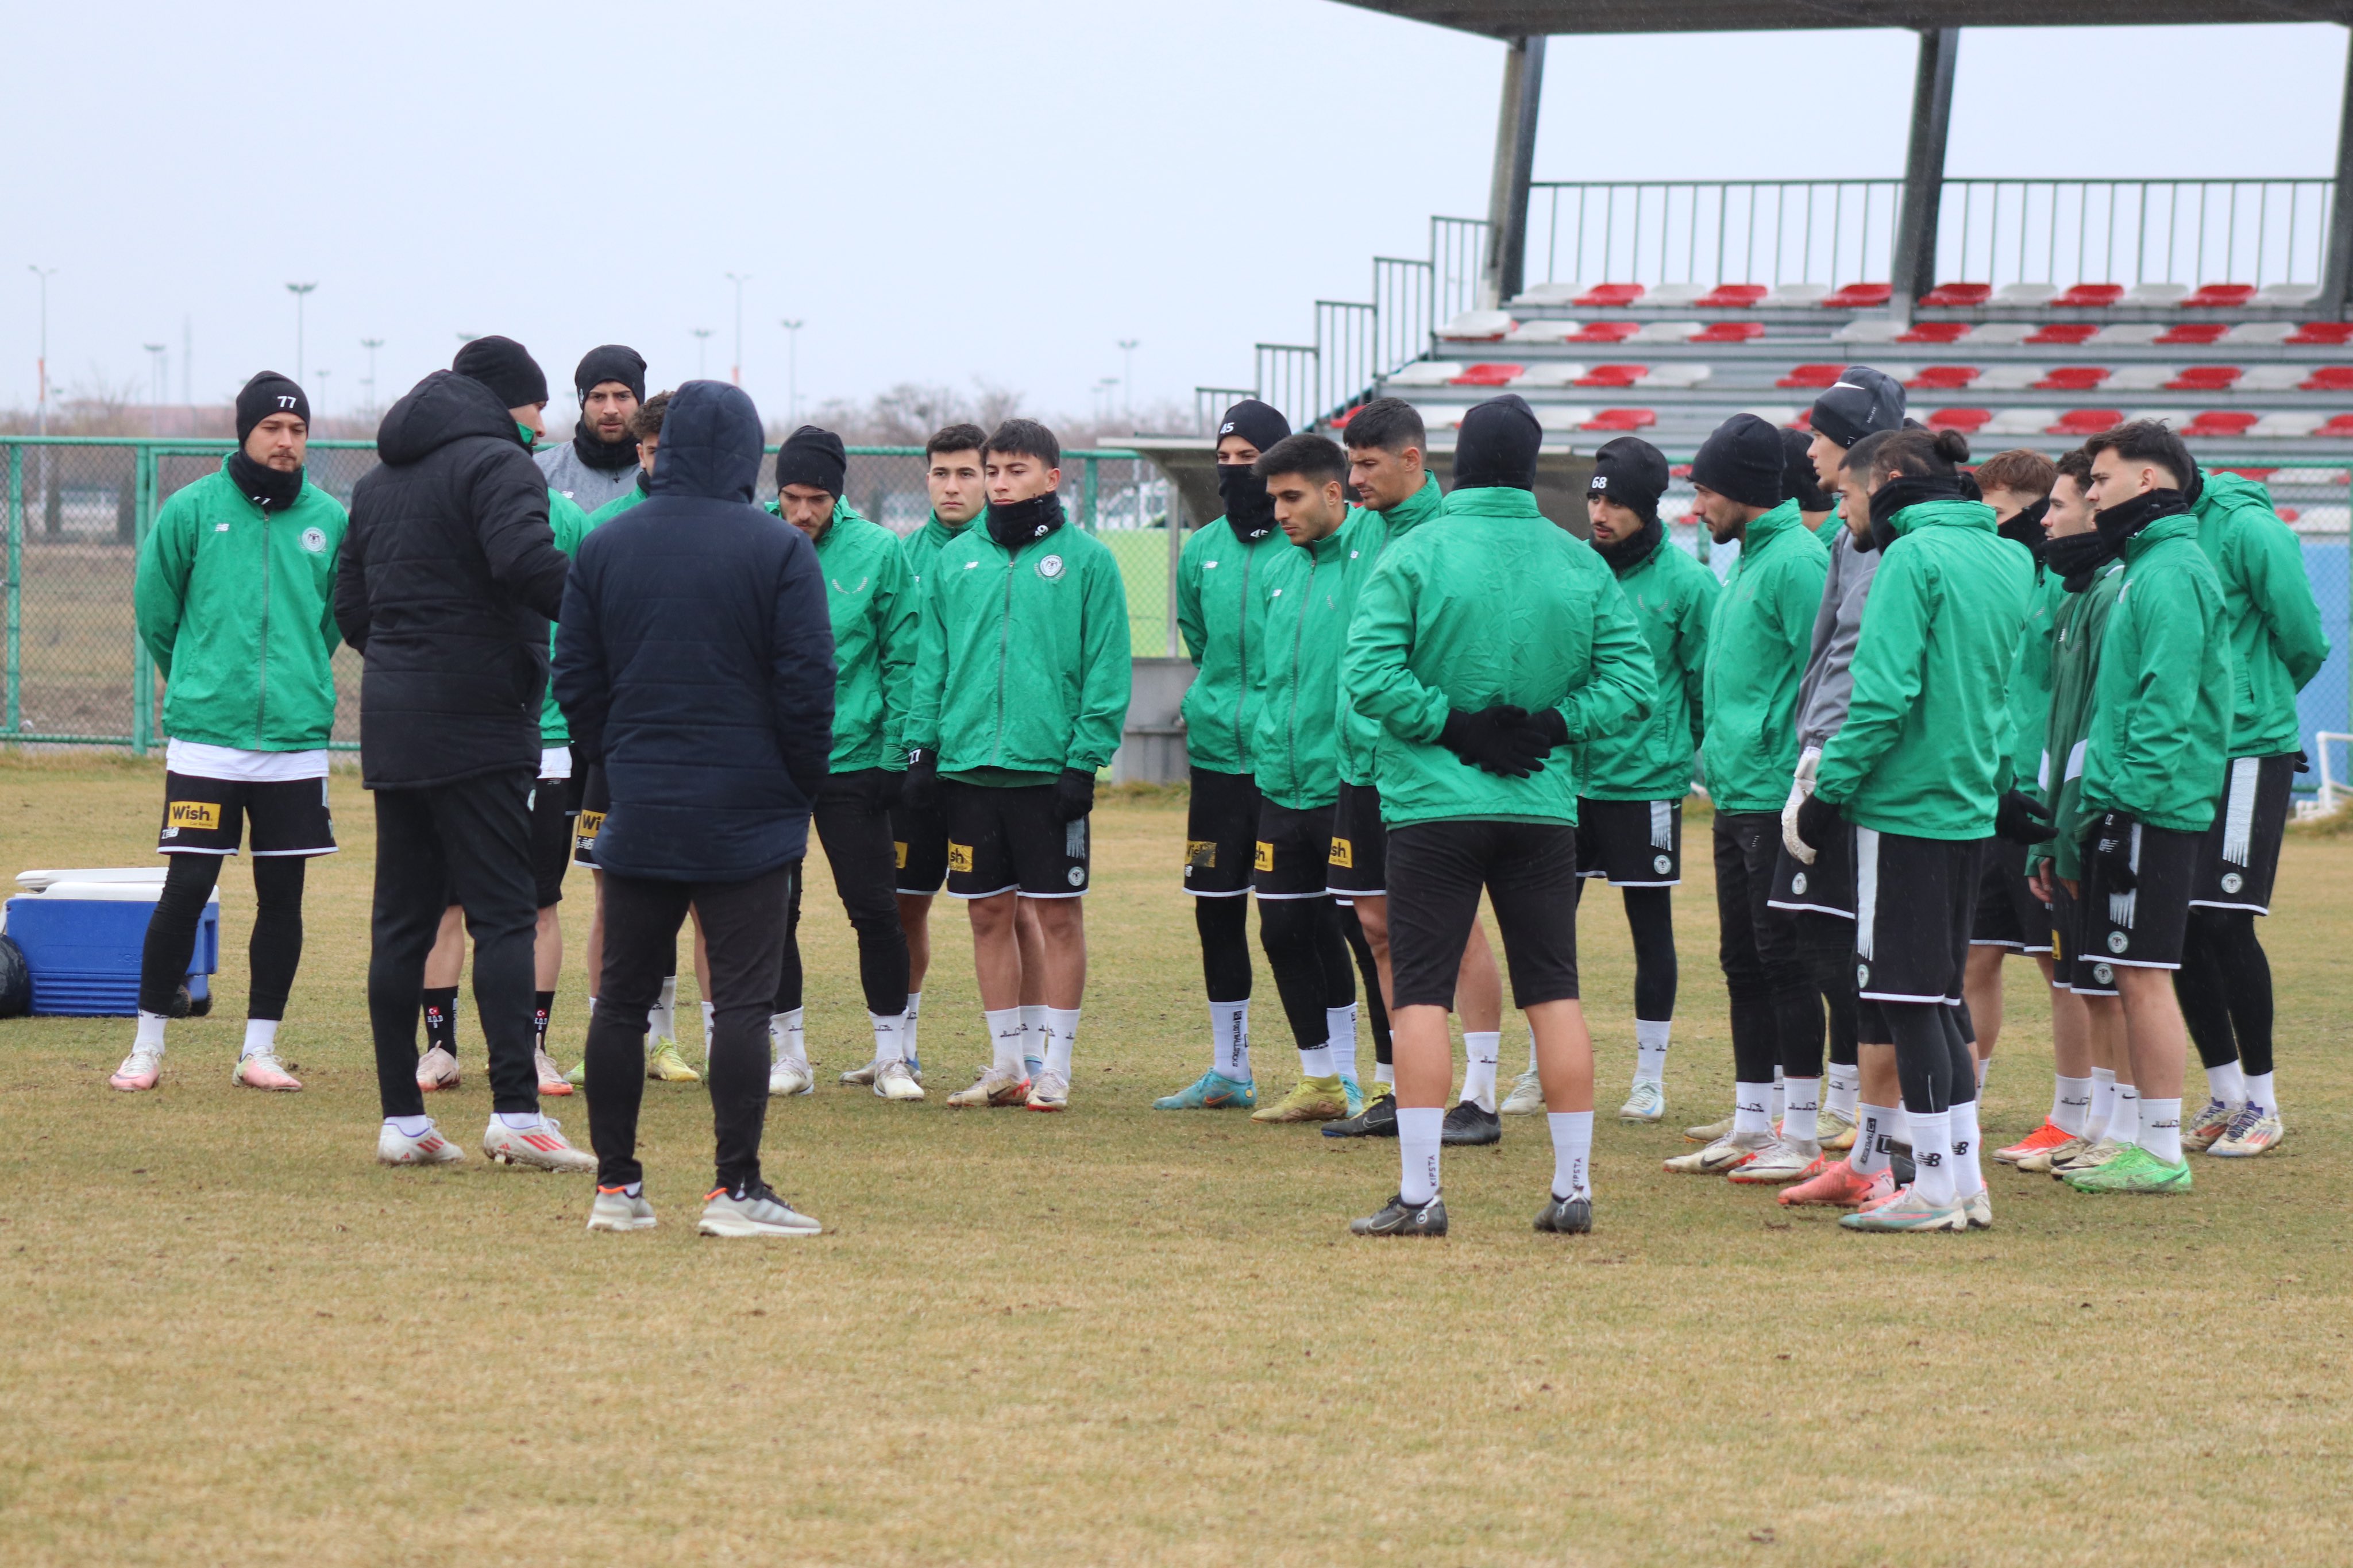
[1,437,1164,754]
[1530,179,1899,293]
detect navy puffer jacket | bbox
[552,381,836,880]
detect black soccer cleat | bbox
[1323,1091,1399,1139]
[1349,1192,1448,1237]
[1441,1099,1502,1146]
[1533,1192,1593,1234]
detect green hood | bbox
[2192,468,2330,760]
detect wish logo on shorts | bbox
[165,800,220,832]
[946,841,975,874]
[894,840,911,870]
[1185,839,1218,870]
[1328,837,1353,868]
[573,809,605,851]
[1253,841,1275,872]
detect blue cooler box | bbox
[3,879,218,1017]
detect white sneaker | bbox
[1619,1080,1667,1123]
[1960,1186,1993,1230]
[416,1045,460,1092]
[110,1047,164,1092]
[232,1052,304,1091]
[873,1060,924,1101]
[1499,1068,1546,1115]
[769,1057,815,1097]
[377,1120,465,1165]
[481,1115,596,1173]
[1027,1069,1071,1111]
[698,1181,821,1238]
[534,1047,573,1097]
[587,1187,658,1232]
[948,1064,1031,1107]
[839,1060,880,1086]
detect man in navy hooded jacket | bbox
[553,380,838,1239]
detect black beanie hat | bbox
[1587,435,1669,523]
[1780,426,1834,512]
[234,372,308,445]
[1690,414,1787,509]
[574,344,647,404]
[774,425,847,497]
[1809,365,1907,451]
[1217,399,1291,454]
[452,335,550,410]
[1451,393,1543,491]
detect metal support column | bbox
[2321,29,2353,319]
[5,445,21,735]
[1164,483,1185,658]
[131,447,155,756]
[1480,35,1547,311]
[1890,26,1960,322]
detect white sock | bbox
[903,991,923,1065]
[985,1007,1025,1073]
[241,1018,279,1060]
[1042,1007,1079,1079]
[1374,1062,1394,1087]
[650,974,677,1040]
[1770,1067,1786,1123]
[1950,1099,1984,1197]
[494,1110,543,1131]
[1908,1108,1955,1206]
[1975,1054,1990,1092]
[1633,1017,1671,1084]
[1849,1102,1896,1177]
[1210,998,1251,1081]
[2204,1060,2247,1106]
[1299,1044,1336,1077]
[779,1006,807,1068]
[134,1010,168,1051]
[1548,1110,1594,1200]
[1825,1062,1860,1120]
[1781,1075,1820,1144]
[387,1114,432,1138]
[2051,1075,2091,1136]
[2108,1083,2140,1146]
[1019,1003,1048,1073]
[2088,1068,2119,1140]
[870,1010,907,1064]
[2139,1095,2184,1164]
[1326,1003,1359,1083]
[1526,1033,1540,1074]
[1397,1106,1444,1206]
[700,1000,717,1058]
[1891,1105,1911,1145]
[1463,1030,1502,1111]
[2244,1069,2277,1115]
[1731,1082,1773,1139]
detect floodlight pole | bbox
[725,272,751,385]
[1118,338,1139,422]
[693,327,712,380]
[1479,35,1546,311]
[28,265,56,438]
[360,338,384,412]
[286,282,317,384]
[2321,38,2353,320]
[781,319,804,426]
[144,343,167,410]
[1890,28,1959,325]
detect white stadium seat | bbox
[1509,283,1585,306]
[2107,365,2180,391]
[1968,322,2034,345]
[1985,408,2063,435]
[1513,362,1592,387]
[1412,404,1473,428]
[1832,318,1905,344]
[2238,365,2310,391]
[1760,282,1831,307]
[1533,405,1599,430]
[2224,322,2297,346]
[1973,365,2048,391]
[2119,281,2190,307]
[1505,319,1584,343]
[1387,361,1461,387]
[1995,282,2062,306]
[1628,320,1706,345]
[1643,364,1713,388]
[1644,284,1714,307]
[2093,324,2166,346]
[1740,406,1803,427]
[1437,310,1516,341]
[2257,281,2323,307]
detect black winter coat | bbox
[335,372,570,789]
[552,380,836,882]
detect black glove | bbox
[1516,706,1571,753]
[871,767,904,813]
[2089,810,2137,892]
[1436,707,1548,779]
[1793,791,1843,856]
[901,749,939,813]
[1994,788,2055,844]
[1052,766,1096,822]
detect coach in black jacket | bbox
[553,379,837,1235]
[338,338,585,1167]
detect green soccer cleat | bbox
[1342,1076,1365,1117]
[647,1037,701,1083]
[1152,1070,1257,1111]
[2065,1144,2193,1194]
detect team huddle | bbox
[114,332,2324,1239]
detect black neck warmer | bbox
[1860,473,1972,554]
[986,490,1066,550]
[227,450,303,513]
[1999,496,2051,560]
[2045,529,2111,592]
[1217,462,1276,542]
[572,422,641,473]
[2048,488,2188,592]
[1594,512,1662,573]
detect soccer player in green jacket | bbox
[1793,427,2033,1232]
[1341,396,1655,1238]
[1156,399,1293,1114]
[902,419,1131,1112]
[120,372,346,1096]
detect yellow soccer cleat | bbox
[646,1038,701,1083]
[1250,1074,1349,1123]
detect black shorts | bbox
[1576,797,1682,886]
[2049,879,2118,997]
[530,775,574,908]
[1326,781,1388,898]
[2191,752,2295,914]
[1387,819,1580,1009]
[945,779,1090,899]
[156,771,336,857]
[572,763,608,869]
[1767,814,1854,919]
[1852,828,1977,1006]
[892,798,950,896]
[1253,800,1336,899]
[1969,836,2051,953]
[1183,767,1259,898]
[2084,818,2199,971]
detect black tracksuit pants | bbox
[775,770,909,1017]
[1712,810,1817,1087]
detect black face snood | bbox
[1999,496,2051,560]
[1860,473,1971,553]
[2093,488,2188,550]
[985,490,1066,550]
[1218,462,1276,542]
[1594,512,1662,572]
[572,420,641,472]
[227,450,303,513]
[2045,528,2113,591]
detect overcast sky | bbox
[7,3,2347,429]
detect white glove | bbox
[1781,747,1822,864]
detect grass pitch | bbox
[1,755,2347,1567]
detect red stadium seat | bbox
[1449,363,1526,387]
[1919,283,1992,307]
[2027,323,2099,346]
[2181,411,2259,437]
[1821,283,1893,308]
[2304,366,2353,392]
[1564,322,1641,344]
[2289,322,2353,346]
[2168,366,2243,392]
[1777,363,1843,389]
[2158,323,2230,346]
[1574,283,1646,308]
[2037,366,2112,391]
[1928,407,1993,432]
[1691,321,1766,343]
[1897,322,1972,344]
[2049,408,2127,435]
[2181,283,2256,309]
[2317,414,2353,438]
[2055,284,2125,307]
[1575,365,1648,388]
[1582,408,1657,431]
[1695,284,1767,309]
[1909,366,1981,390]
[1786,407,1814,431]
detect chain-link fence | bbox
[0,439,1172,752]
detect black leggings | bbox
[1881,999,1978,1115]
[137,852,307,1019]
[1337,902,1393,1067]
[1572,879,1677,1020]
[776,773,909,1018]
[1195,895,1253,1002]
[2175,907,2274,1077]
[1791,910,1860,1074]
[1714,813,1817,1085]
[1257,895,1354,1053]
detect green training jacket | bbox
[1248,514,1362,810]
[1814,499,2033,839]
[538,487,595,746]
[2079,512,2234,834]
[2027,560,2126,882]
[1176,514,1286,777]
[904,519,1132,780]
[2192,469,2330,760]
[1699,500,1829,814]
[901,511,975,594]
[1577,531,1719,801]
[769,499,919,773]
[1343,485,1654,828]
[1996,566,2068,799]
[134,462,349,752]
[1334,473,1445,786]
